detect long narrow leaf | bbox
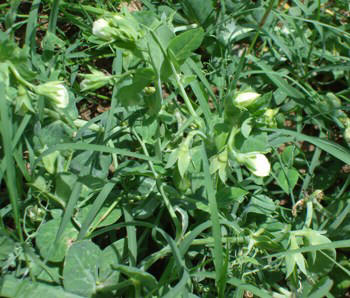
[77,182,115,240]
[200,143,223,286]
[48,0,61,34]
[267,128,350,165]
[37,142,159,164]
[0,83,22,241]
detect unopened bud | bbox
[233,91,260,109]
[263,108,279,128]
[345,127,350,145]
[35,81,69,109]
[93,19,114,41]
[80,69,112,92]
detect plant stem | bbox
[247,0,276,56]
[169,60,202,127]
[148,28,202,127]
[8,64,35,90]
[132,128,182,241]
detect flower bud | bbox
[35,81,69,109]
[15,85,35,115]
[92,13,141,44]
[80,69,112,92]
[92,19,114,41]
[233,91,260,109]
[236,152,271,177]
[344,126,350,145]
[27,205,45,223]
[263,108,279,128]
[143,86,156,95]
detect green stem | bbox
[134,280,141,298]
[227,126,240,154]
[247,0,276,56]
[169,60,202,127]
[8,64,35,90]
[48,0,61,34]
[148,28,201,127]
[132,128,182,241]
[31,182,66,208]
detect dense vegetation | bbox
[1,0,350,297]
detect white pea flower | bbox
[233,91,261,109]
[35,81,69,109]
[92,18,113,41]
[236,152,271,177]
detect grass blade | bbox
[55,182,82,244]
[0,83,22,241]
[77,182,115,240]
[38,142,159,164]
[123,207,138,266]
[267,128,350,165]
[192,271,271,298]
[48,0,61,34]
[25,0,41,49]
[200,143,223,290]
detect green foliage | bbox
[1,0,350,297]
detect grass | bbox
[0,0,350,297]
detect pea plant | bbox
[1,0,350,297]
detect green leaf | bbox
[99,239,125,283]
[285,234,307,277]
[177,143,191,178]
[244,195,276,216]
[182,0,215,26]
[281,145,300,165]
[200,143,223,288]
[210,149,228,183]
[167,28,205,64]
[267,128,350,165]
[117,68,155,106]
[303,230,336,275]
[0,33,35,79]
[216,187,248,208]
[36,218,78,262]
[139,24,173,77]
[63,240,101,297]
[165,149,179,169]
[276,168,299,194]
[78,203,122,229]
[77,182,115,240]
[0,232,15,266]
[113,264,158,291]
[249,56,304,100]
[240,133,269,153]
[0,275,84,298]
[308,277,333,298]
[241,118,253,138]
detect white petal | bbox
[55,85,69,108]
[234,92,260,108]
[250,154,270,177]
[92,19,110,39]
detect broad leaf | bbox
[63,240,101,297]
[167,28,204,65]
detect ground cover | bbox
[1,0,350,297]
